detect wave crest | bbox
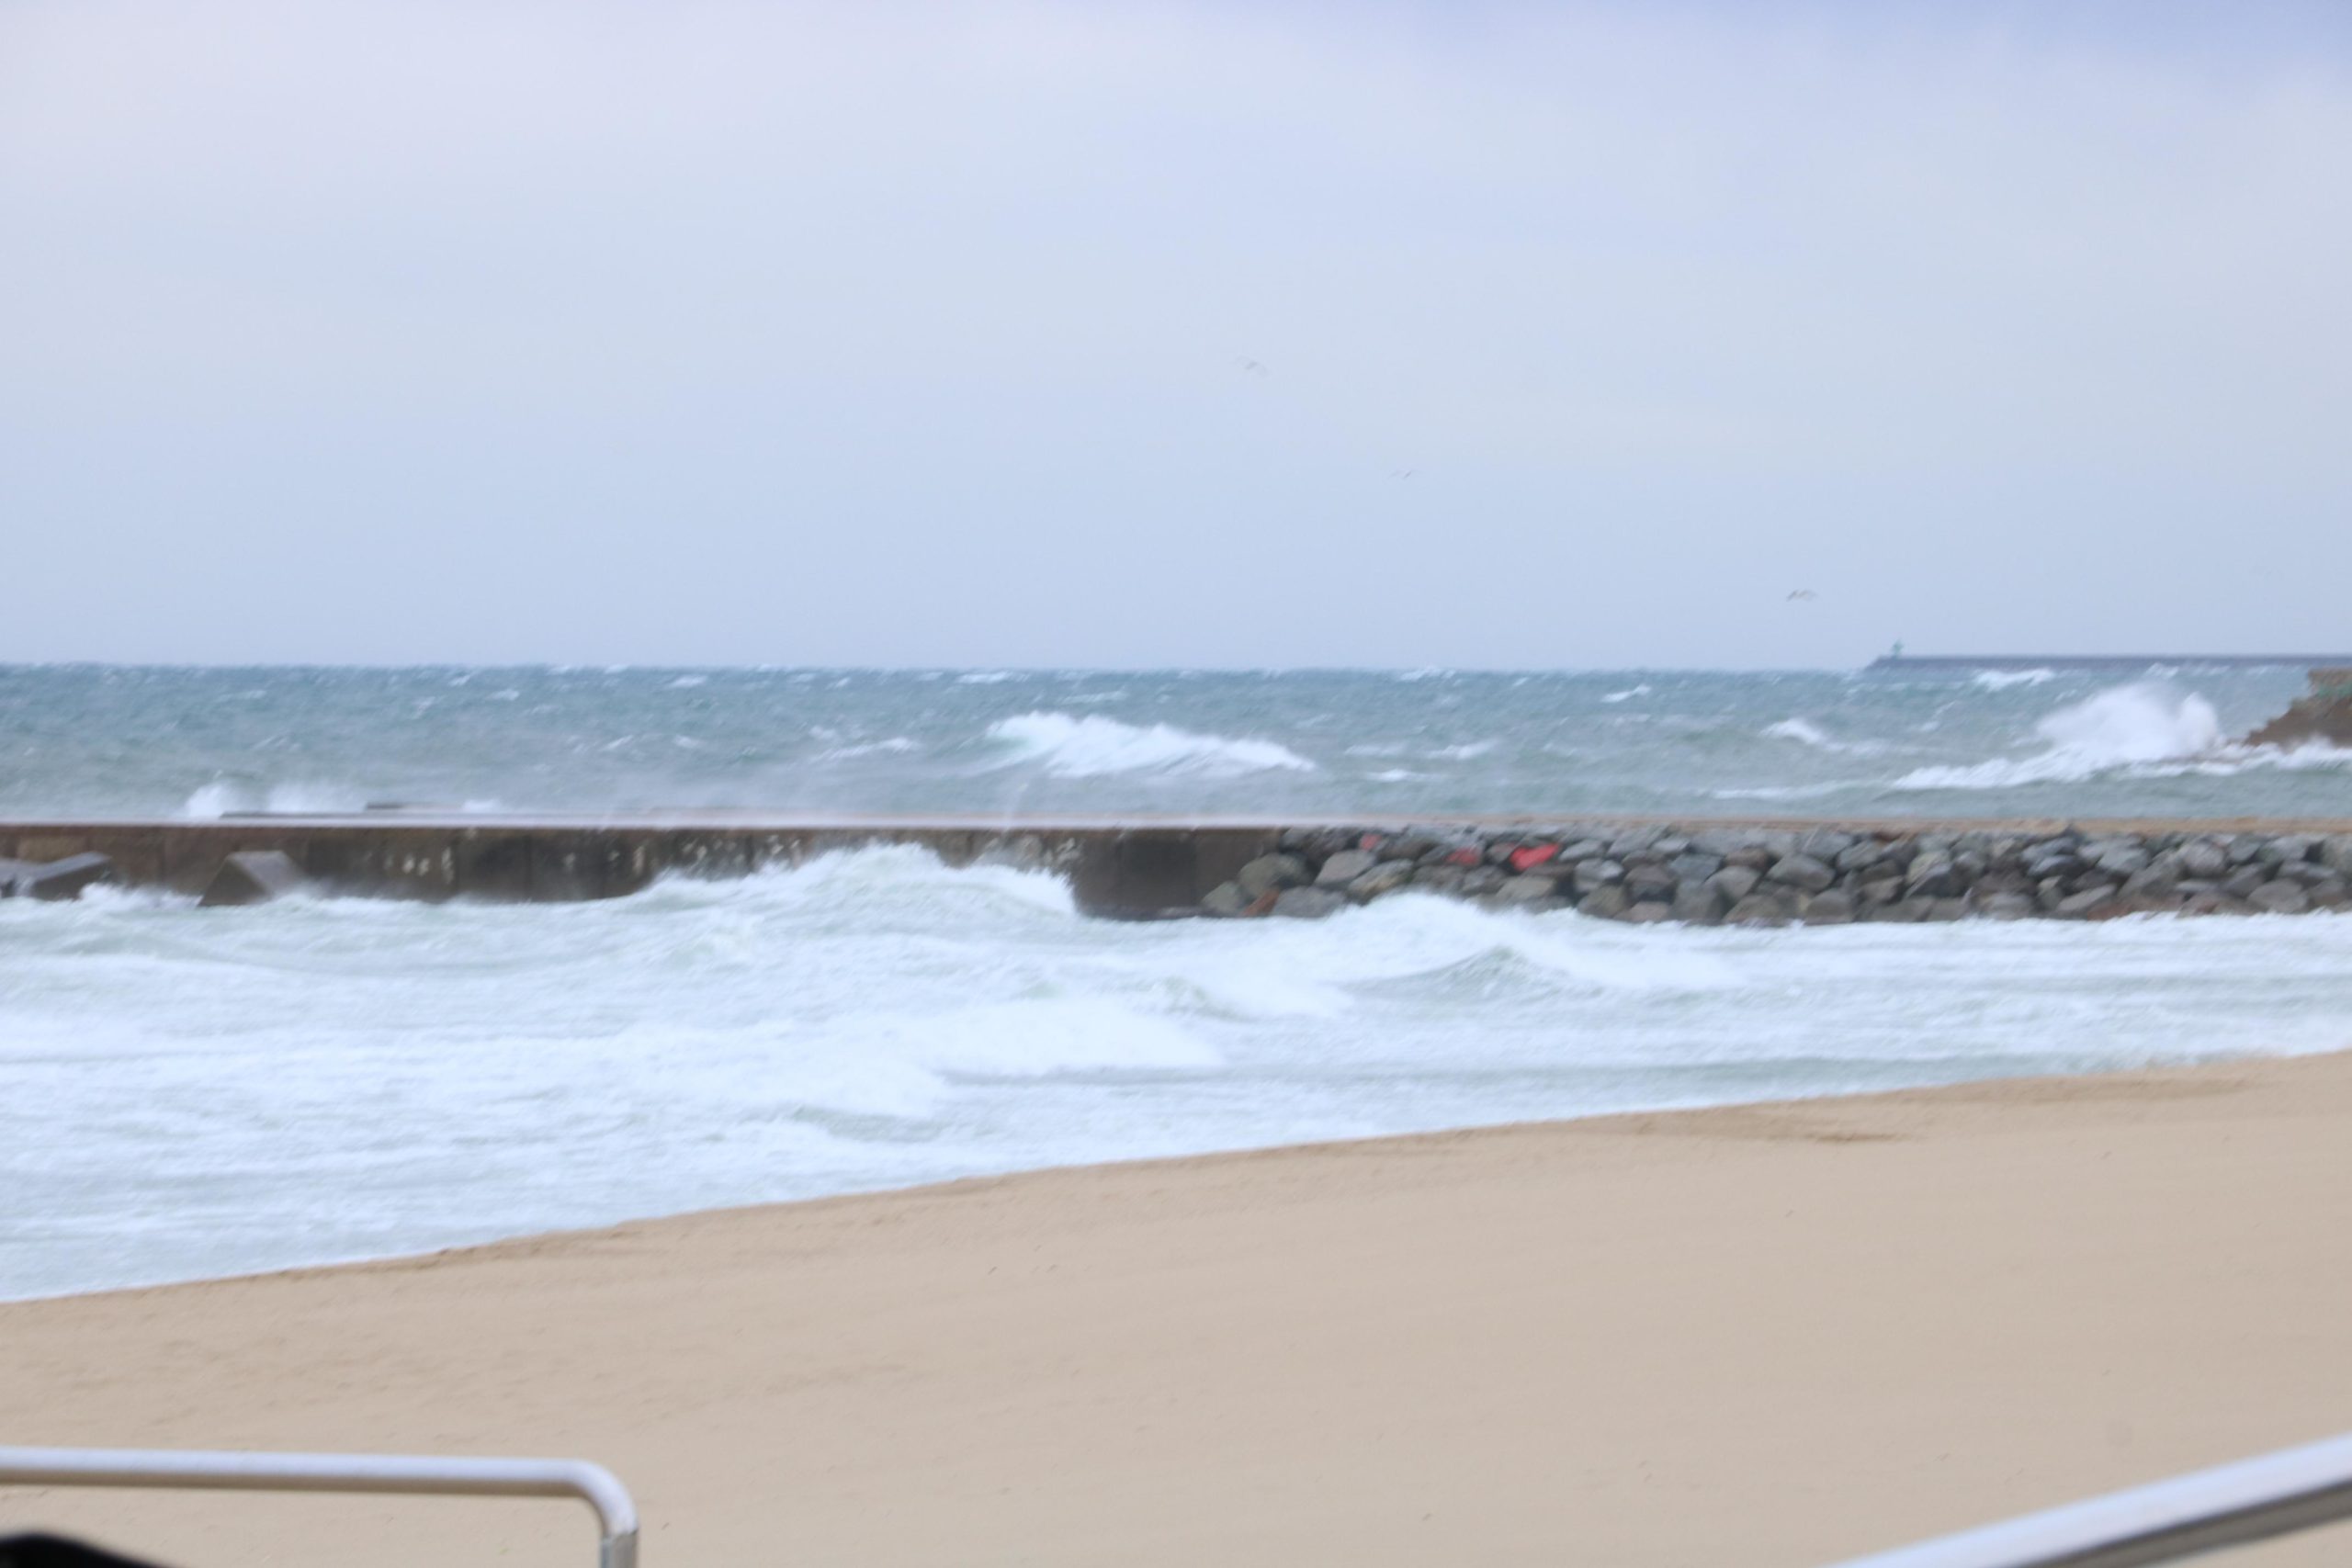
[987,711,1316,777]
[1895,682,2223,790]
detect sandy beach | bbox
[6,1050,2350,1566]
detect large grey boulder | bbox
[1272,887,1346,919]
[2055,886,2115,919]
[1766,853,1837,894]
[1577,885,1630,919]
[1411,864,1468,895]
[1200,881,1254,918]
[1572,858,1626,895]
[1495,874,1560,907]
[1624,862,1679,901]
[1316,849,1380,888]
[2120,860,2181,904]
[2221,864,2269,900]
[2177,839,2231,878]
[1347,861,1416,902]
[1668,852,1725,885]
[1706,864,1761,905]
[1833,840,1888,874]
[1801,888,1856,924]
[2247,881,2312,915]
[1797,828,1858,863]
[1904,851,1960,897]
[2088,841,2151,878]
[1670,882,1725,924]
[199,850,310,908]
[1236,853,1311,899]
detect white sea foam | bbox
[987,712,1316,777]
[1601,684,1651,703]
[178,780,369,818]
[818,738,921,761]
[956,671,1015,684]
[1971,668,2056,691]
[1761,717,1887,757]
[1763,716,1833,746]
[1894,682,2225,790]
[668,674,708,688]
[1430,741,1498,761]
[9,844,2352,1300]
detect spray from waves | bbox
[178,780,370,818]
[816,738,921,762]
[1894,682,2225,790]
[986,712,1316,777]
[1971,668,2056,691]
[1760,717,1887,757]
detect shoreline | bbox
[9,1037,2339,1311]
[7,1051,2350,1564]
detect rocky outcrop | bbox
[2246,669,2352,748]
[1197,823,2352,924]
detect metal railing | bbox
[0,1446,639,1567]
[1825,1430,2352,1567]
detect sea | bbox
[5,662,2351,1300]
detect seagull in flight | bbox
[1237,357,1269,376]
[1787,589,1818,601]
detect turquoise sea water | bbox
[0,662,2345,820]
[3,663,2348,1301]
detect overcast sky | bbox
[3,0,2346,668]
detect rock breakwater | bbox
[1204,823,2352,924]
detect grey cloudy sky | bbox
[3,0,2347,668]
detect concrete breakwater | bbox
[3,814,2351,923]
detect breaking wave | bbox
[1971,668,2056,691]
[178,780,370,818]
[1762,717,1887,757]
[987,712,1316,777]
[1894,682,2224,790]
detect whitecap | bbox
[986,712,1316,777]
[818,738,921,761]
[178,781,368,818]
[1971,668,2056,691]
[1601,684,1651,703]
[1895,682,2224,790]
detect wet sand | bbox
[6,1051,2350,1566]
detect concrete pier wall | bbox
[4,814,2350,922]
[0,817,1284,919]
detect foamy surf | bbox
[7,844,2352,1301]
[986,711,1317,777]
[1894,682,2231,790]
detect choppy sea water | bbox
[2,662,2347,820]
[4,664,2351,1300]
